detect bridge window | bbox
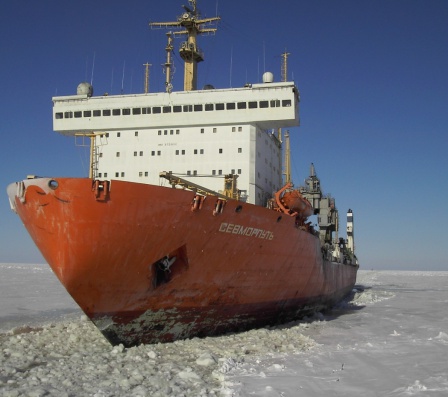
[83,110,91,117]
[102,109,111,116]
[113,109,120,116]
[226,103,236,110]
[237,102,246,109]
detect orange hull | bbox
[8,177,358,346]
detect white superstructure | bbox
[52,81,299,205]
[51,0,301,206]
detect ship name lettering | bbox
[219,223,273,240]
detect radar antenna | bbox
[149,0,220,91]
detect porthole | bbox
[48,180,59,190]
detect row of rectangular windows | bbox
[55,99,292,119]
[109,147,242,158]
[97,169,243,179]
[105,126,241,139]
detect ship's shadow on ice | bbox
[322,282,396,323]
[254,285,369,336]
[326,285,369,316]
[296,285,371,327]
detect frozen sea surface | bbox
[1,264,447,396]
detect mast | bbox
[280,50,292,184]
[149,0,220,91]
[143,62,151,93]
[283,130,291,184]
[164,33,174,93]
[277,50,290,141]
[281,50,290,83]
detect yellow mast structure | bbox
[149,0,220,91]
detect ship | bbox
[7,0,358,347]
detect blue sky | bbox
[1,1,447,270]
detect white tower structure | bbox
[347,209,355,254]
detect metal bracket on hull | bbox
[212,198,226,216]
[93,180,110,201]
[191,194,205,211]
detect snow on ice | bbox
[1,263,448,396]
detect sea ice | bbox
[1,265,448,396]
